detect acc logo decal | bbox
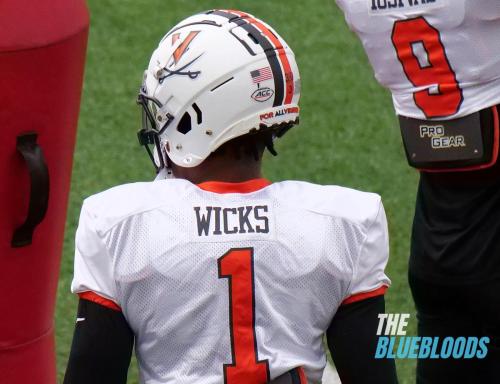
[251,87,274,102]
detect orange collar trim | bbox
[197,178,271,194]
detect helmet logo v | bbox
[158,31,202,83]
[172,31,200,64]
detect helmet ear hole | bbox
[177,112,192,134]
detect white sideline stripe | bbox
[322,362,341,384]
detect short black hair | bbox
[210,119,297,161]
[211,129,276,161]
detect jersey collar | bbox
[196,178,271,194]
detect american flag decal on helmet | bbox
[251,67,273,83]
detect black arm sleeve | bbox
[327,295,398,384]
[63,299,134,384]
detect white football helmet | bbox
[137,9,301,172]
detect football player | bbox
[63,10,397,384]
[335,1,500,383]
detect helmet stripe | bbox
[210,10,285,107]
[227,10,295,105]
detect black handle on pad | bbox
[11,133,50,247]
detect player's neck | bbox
[171,156,263,185]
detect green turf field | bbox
[56,0,419,382]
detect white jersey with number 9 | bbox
[335,0,500,119]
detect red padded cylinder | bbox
[0,1,89,382]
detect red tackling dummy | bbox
[0,1,89,382]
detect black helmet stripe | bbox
[209,10,285,107]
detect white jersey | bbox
[71,179,390,384]
[335,0,500,119]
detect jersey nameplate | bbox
[193,202,274,241]
[369,0,446,15]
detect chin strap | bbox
[266,141,278,156]
[154,167,175,181]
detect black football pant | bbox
[409,273,500,384]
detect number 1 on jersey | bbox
[218,248,270,384]
[392,17,463,118]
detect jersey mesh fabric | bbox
[335,0,500,119]
[72,179,389,383]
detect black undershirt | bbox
[410,104,500,284]
[63,299,134,384]
[411,153,500,284]
[328,296,398,384]
[64,296,397,384]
